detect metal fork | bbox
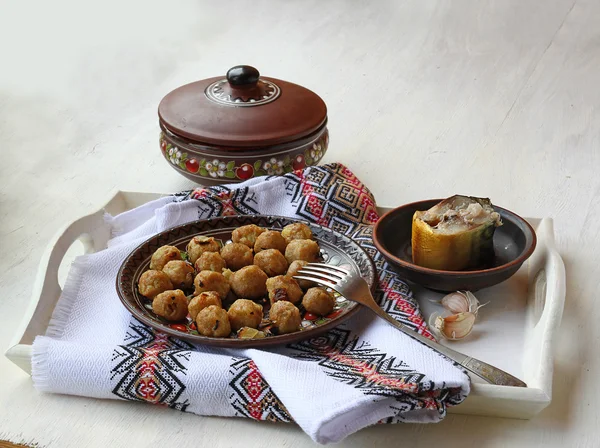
[294,262,527,387]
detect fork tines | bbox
[292,262,349,290]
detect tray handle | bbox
[6,203,113,374]
[523,217,566,395]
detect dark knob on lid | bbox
[226,65,260,86]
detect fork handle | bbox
[370,306,527,387]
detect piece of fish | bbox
[411,195,502,271]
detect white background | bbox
[0,0,596,446]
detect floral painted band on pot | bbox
[158,65,328,185]
[159,124,328,181]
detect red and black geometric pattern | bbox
[288,328,461,419]
[176,185,260,219]
[288,328,428,397]
[111,319,192,411]
[282,164,433,338]
[228,358,293,423]
[279,165,379,230]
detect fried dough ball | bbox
[302,287,336,316]
[230,265,268,299]
[221,243,253,271]
[187,236,220,264]
[266,275,303,305]
[254,249,288,277]
[281,223,313,244]
[138,270,173,299]
[270,301,301,334]
[284,239,320,264]
[232,224,265,248]
[227,299,263,331]
[286,260,315,290]
[193,270,230,298]
[254,230,287,253]
[152,289,188,321]
[194,251,227,273]
[188,291,222,321]
[150,245,181,271]
[196,305,231,337]
[162,260,195,289]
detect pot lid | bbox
[158,65,327,148]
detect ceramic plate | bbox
[116,215,376,347]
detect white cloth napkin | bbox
[32,163,469,444]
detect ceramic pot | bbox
[158,65,328,185]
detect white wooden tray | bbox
[5,190,565,419]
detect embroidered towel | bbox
[32,163,469,444]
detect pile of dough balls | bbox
[136,222,337,338]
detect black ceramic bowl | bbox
[373,199,537,292]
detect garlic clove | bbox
[433,312,476,340]
[441,291,470,314]
[441,290,484,316]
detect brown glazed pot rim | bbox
[160,118,328,154]
[373,199,537,277]
[158,66,328,149]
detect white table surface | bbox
[0,0,596,446]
